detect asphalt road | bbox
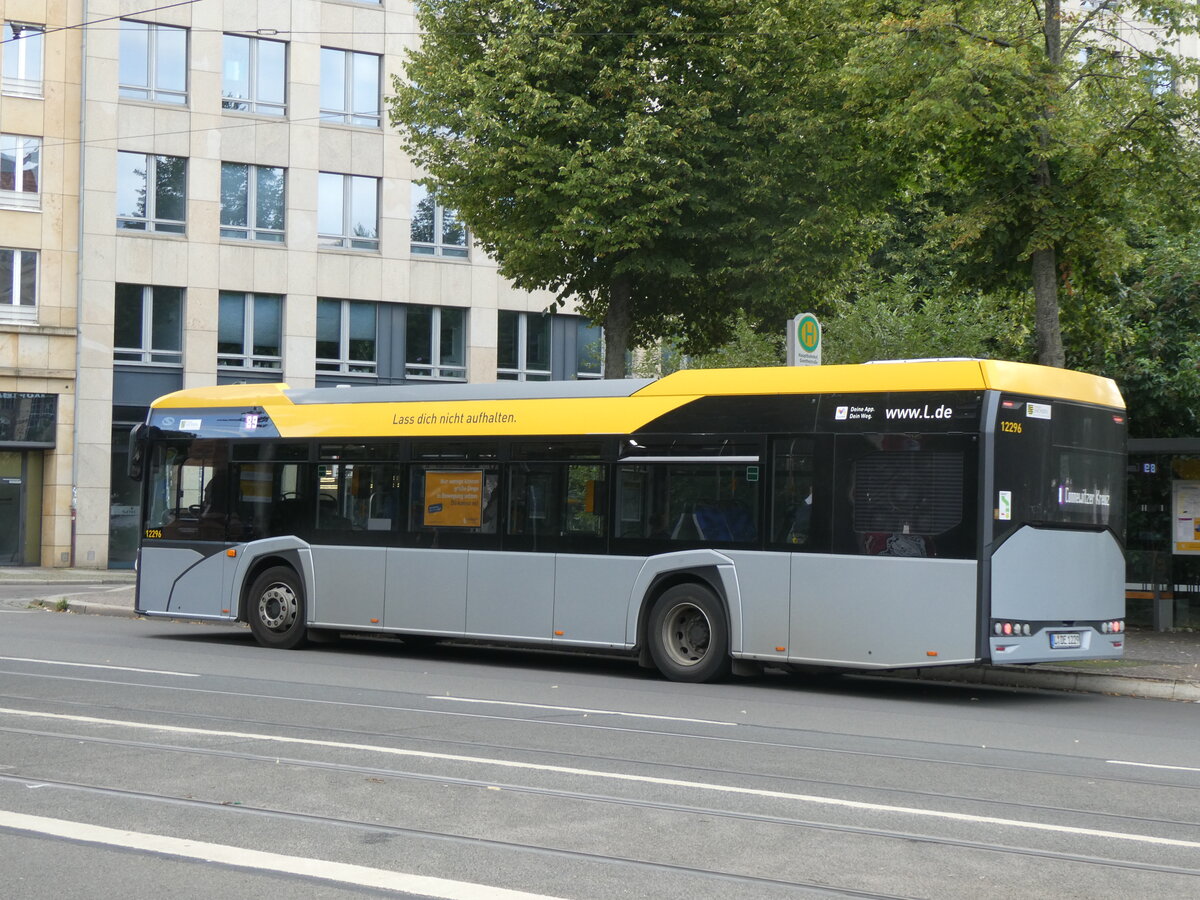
[1,609,1199,899]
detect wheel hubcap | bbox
[662,602,711,667]
[258,583,298,632]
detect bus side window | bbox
[615,466,650,538]
[565,464,604,536]
[773,438,815,546]
[839,434,972,559]
[507,465,560,537]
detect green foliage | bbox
[840,1,1200,366]
[1090,234,1200,437]
[391,1,883,374]
[822,273,1030,365]
[688,312,785,369]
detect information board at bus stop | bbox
[1173,480,1200,555]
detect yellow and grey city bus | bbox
[129,359,1127,682]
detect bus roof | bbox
[148,360,1123,440]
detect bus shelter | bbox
[1127,438,1200,630]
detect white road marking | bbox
[2,707,1198,851]
[0,810,564,899]
[1108,759,1200,773]
[0,657,199,677]
[428,696,735,726]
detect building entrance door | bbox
[0,451,42,565]
[0,452,24,564]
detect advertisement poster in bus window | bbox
[424,471,483,527]
[238,465,273,502]
[1173,480,1200,555]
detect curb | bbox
[0,575,137,586]
[872,666,1200,702]
[62,600,141,619]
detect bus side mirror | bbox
[127,423,152,481]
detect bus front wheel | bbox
[247,566,308,650]
[647,583,730,683]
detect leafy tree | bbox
[390,1,881,377]
[822,275,1030,365]
[689,311,785,369]
[1092,233,1200,437]
[841,1,1200,367]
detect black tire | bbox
[647,583,731,683]
[246,566,308,649]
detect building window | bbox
[319,48,380,127]
[1143,59,1175,97]
[406,305,466,380]
[575,321,603,379]
[498,311,551,381]
[219,292,282,370]
[411,183,468,258]
[318,173,378,250]
[221,163,285,242]
[317,298,377,375]
[114,284,183,365]
[0,248,36,317]
[0,135,39,208]
[116,152,187,234]
[222,34,286,116]
[119,21,187,105]
[2,23,43,96]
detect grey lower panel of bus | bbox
[783,553,979,668]
[299,545,977,667]
[137,547,238,620]
[988,526,1125,664]
[307,546,646,646]
[139,541,983,668]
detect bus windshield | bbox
[994,398,1125,539]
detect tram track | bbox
[2,721,1199,879]
[2,710,1197,840]
[0,774,916,900]
[3,673,1199,796]
[2,679,1198,810]
[2,762,1199,888]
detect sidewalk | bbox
[5,566,1199,700]
[878,629,1200,702]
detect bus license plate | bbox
[1050,632,1082,649]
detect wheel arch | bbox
[232,540,313,623]
[626,550,741,665]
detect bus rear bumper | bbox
[988,629,1125,665]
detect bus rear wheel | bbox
[648,583,730,683]
[247,566,308,650]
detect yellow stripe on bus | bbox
[266,395,689,439]
[148,360,1123,441]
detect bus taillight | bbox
[993,621,1032,636]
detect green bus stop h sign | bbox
[787,313,821,366]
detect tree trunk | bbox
[1032,0,1065,368]
[1030,246,1065,368]
[603,275,632,379]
